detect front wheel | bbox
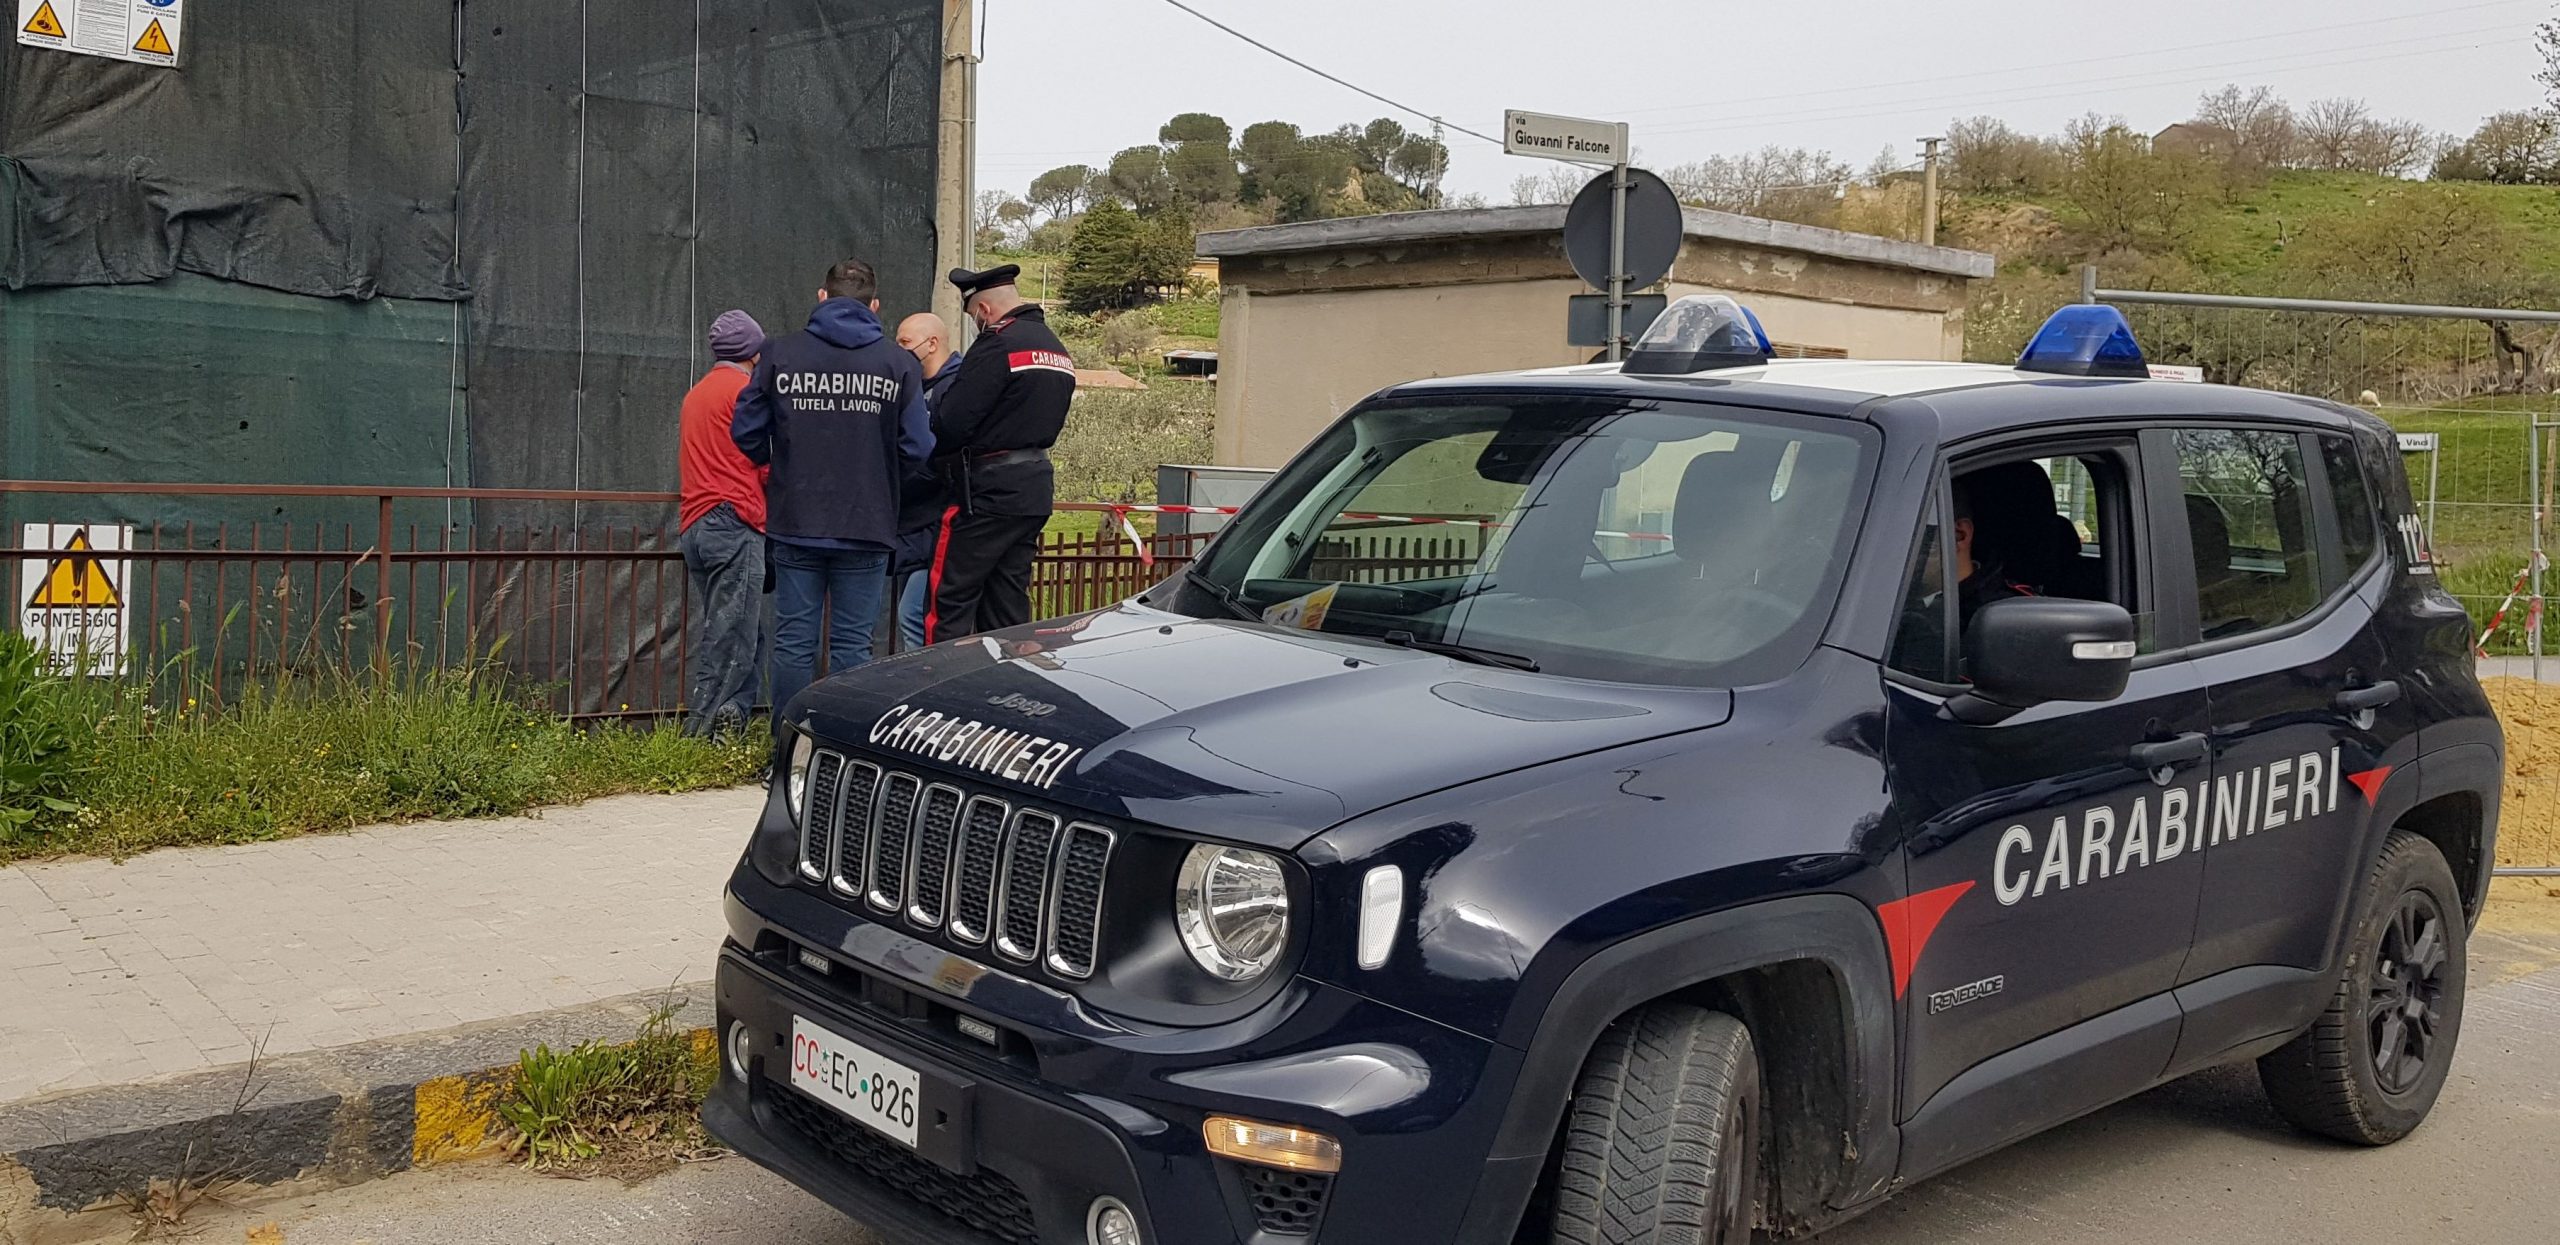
[1549,1004,1760,1245]
[2258,829,2468,1144]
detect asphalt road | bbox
[152,931,2560,1245]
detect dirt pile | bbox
[2483,678,2560,878]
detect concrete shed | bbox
[1197,206,1996,467]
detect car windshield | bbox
[1172,393,1877,687]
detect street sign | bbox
[2397,432,2440,453]
[1564,168,1680,292]
[1510,106,1644,359]
[1568,294,1668,347]
[1503,111,1629,165]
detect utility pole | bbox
[1919,136,1944,247]
[934,0,979,334]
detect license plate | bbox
[787,1015,923,1148]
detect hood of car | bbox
[793,602,1732,849]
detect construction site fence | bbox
[2082,276,2559,878]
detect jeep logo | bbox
[987,692,1057,718]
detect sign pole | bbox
[1606,126,1630,362]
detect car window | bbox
[2176,429,2321,640]
[1889,448,2153,685]
[2321,435,2378,586]
[1887,490,1955,683]
[1182,395,1876,687]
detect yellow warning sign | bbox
[132,17,169,55]
[21,1,60,37]
[26,531,121,609]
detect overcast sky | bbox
[975,0,2553,203]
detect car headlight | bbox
[786,733,815,823]
[1174,843,1290,981]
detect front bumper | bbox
[703,869,1519,1244]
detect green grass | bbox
[0,657,763,863]
[1149,297,1220,342]
[501,998,718,1171]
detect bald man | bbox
[890,312,964,649]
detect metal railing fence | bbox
[0,483,1199,721]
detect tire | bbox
[1549,1004,1761,1245]
[2257,829,2468,1145]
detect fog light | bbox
[1203,1115,1342,1174]
[1087,1196,1141,1245]
[725,1020,752,1081]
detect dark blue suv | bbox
[701,301,2501,1244]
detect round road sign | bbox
[1563,167,1683,291]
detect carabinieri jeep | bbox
[701,298,2501,1244]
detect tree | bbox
[2297,97,2374,170]
[2437,111,2560,184]
[2540,18,2560,115]
[2193,85,2298,169]
[1353,119,1408,173]
[1509,166,1586,206]
[1063,199,1144,312]
[1106,145,1178,212]
[2346,118,2433,178]
[1386,136,1450,205]
[2062,114,2152,245]
[1665,147,1852,225]
[1234,121,1303,204]
[1944,115,2064,192]
[1158,113,1239,207]
[1028,165,1095,219]
[1061,200,1192,312]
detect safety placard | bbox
[17,0,184,68]
[19,524,132,676]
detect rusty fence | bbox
[0,483,1201,720]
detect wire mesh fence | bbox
[2094,281,2560,877]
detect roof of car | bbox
[1380,357,2375,441]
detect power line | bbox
[1151,0,1502,146]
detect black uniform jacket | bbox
[929,306,1075,517]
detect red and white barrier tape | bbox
[2475,554,2547,655]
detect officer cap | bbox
[948,264,1022,302]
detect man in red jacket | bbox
[677,309,768,739]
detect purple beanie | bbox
[708,309,764,361]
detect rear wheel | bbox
[1549,1004,1760,1245]
[2258,830,2467,1144]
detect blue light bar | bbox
[1624,295,1771,376]
[1739,306,1774,356]
[2017,305,2148,379]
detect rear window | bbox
[2321,435,2379,586]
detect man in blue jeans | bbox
[891,311,966,651]
[730,259,933,726]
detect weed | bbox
[0,632,87,847]
[498,999,720,1175]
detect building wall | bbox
[1214,278,1593,467]
[1214,239,1975,468]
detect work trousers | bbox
[678,505,766,739]
[925,511,1047,644]
[770,542,890,728]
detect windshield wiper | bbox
[1182,568,1261,623]
[1379,630,1541,672]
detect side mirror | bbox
[1950,598,2135,724]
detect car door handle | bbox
[2128,733,2210,773]
[2336,681,2401,713]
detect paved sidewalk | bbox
[0,787,763,1106]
